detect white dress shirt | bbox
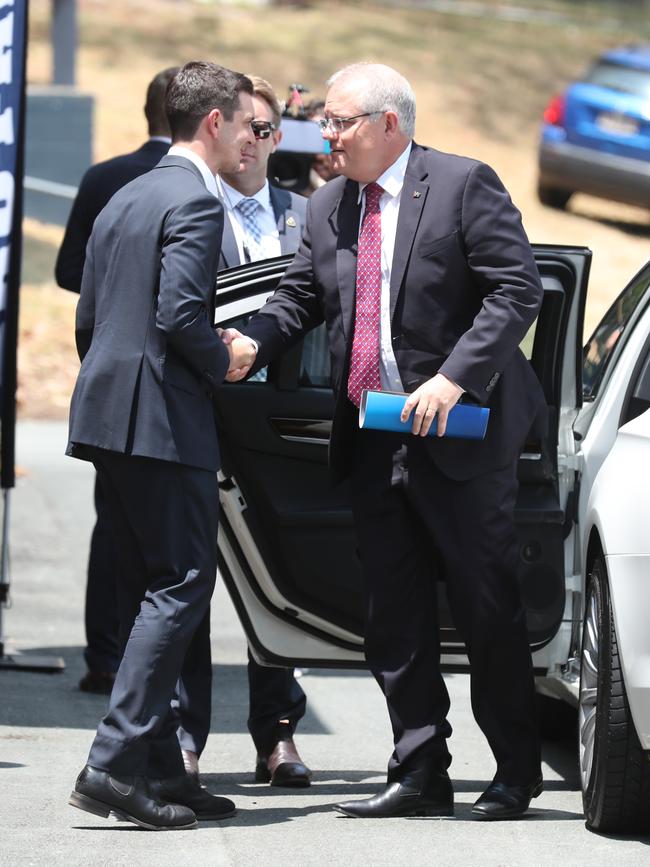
[358,142,412,393]
[216,177,281,263]
[168,145,219,198]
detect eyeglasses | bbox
[317,112,381,134]
[251,120,277,140]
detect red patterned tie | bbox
[347,182,383,407]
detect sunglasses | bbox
[251,120,277,141]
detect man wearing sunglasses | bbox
[217,76,306,270]
[191,76,311,788]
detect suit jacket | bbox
[217,184,307,269]
[55,139,170,293]
[246,143,547,482]
[67,155,230,472]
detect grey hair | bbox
[326,63,416,138]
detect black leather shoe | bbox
[149,774,236,820]
[472,776,543,820]
[336,768,454,818]
[255,722,312,788]
[69,765,198,830]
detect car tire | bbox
[537,183,572,210]
[579,556,650,833]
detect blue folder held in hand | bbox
[359,390,490,440]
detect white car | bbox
[214,249,650,834]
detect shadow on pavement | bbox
[0,646,330,734]
[72,802,585,830]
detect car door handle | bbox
[270,418,332,445]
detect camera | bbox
[268,83,328,193]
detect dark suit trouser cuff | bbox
[247,654,307,753]
[88,732,185,778]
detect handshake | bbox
[218,328,256,383]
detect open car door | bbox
[214,246,591,669]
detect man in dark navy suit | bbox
[56,67,178,295]
[228,63,547,821]
[56,67,178,697]
[210,76,311,788]
[67,62,257,831]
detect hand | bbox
[218,327,257,382]
[226,337,256,381]
[400,373,464,437]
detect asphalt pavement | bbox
[1,421,648,866]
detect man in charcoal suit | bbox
[56,67,178,695]
[212,75,312,787]
[225,63,547,821]
[67,62,257,830]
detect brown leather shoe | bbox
[181,749,199,780]
[78,671,116,695]
[255,724,312,788]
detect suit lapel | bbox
[269,186,303,255]
[278,208,302,254]
[218,208,240,269]
[389,147,429,322]
[335,180,361,341]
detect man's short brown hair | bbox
[247,75,282,129]
[144,67,180,136]
[165,62,253,141]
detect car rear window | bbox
[585,61,650,99]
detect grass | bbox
[20,0,650,417]
[27,0,646,158]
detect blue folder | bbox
[359,389,490,440]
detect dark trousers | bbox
[247,650,306,754]
[85,474,215,755]
[85,477,305,759]
[349,431,540,786]
[83,477,119,674]
[86,449,218,778]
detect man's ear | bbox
[207,108,222,138]
[384,110,399,138]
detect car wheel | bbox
[579,556,650,833]
[537,183,572,210]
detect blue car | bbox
[537,44,650,211]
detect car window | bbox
[585,61,650,99]
[225,315,538,390]
[621,345,650,426]
[583,267,650,400]
[222,314,331,387]
[300,323,331,387]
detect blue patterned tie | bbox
[236,197,264,261]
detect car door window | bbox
[300,323,330,387]
[621,344,650,426]
[583,267,650,401]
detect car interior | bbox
[213,248,590,666]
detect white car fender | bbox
[584,408,650,749]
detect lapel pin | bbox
[286,216,297,227]
[413,191,421,198]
